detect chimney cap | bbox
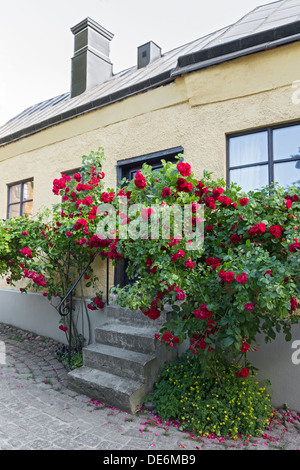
[71,17,114,41]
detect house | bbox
[0,0,300,411]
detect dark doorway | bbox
[114,146,184,287]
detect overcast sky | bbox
[0,0,275,126]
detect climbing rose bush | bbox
[112,158,300,374]
[0,149,113,345]
[0,148,299,374]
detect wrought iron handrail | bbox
[58,248,109,368]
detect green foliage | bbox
[55,345,83,370]
[0,148,109,345]
[113,159,300,370]
[152,351,273,438]
[0,147,299,374]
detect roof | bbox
[1,0,300,146]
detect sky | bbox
[0,0,277,126]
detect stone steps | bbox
[68,305,177,414]
[83,342,157,383]
[94,324,159,354]
[68,366,147,414]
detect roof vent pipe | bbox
[70,18,114,98]
[137,41,161,69]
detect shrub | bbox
[152,351,273,438]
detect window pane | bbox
[23,201,33,216]
[229,132,268,167]
[23,181,34,201]
[9,184,21,204]
[8,204,21,218]
[273,125,300,161]
[230,165,269,192]
[274,161,300,188]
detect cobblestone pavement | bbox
[0,323,300,451]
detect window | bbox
[115,146,184,287]
[63,168,81,178]
[117,146,184,185]
[227,123,300,192]
[7,179,34,218]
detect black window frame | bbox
[226,121,300,189]
[117,146,184,185]
[7,178,34,219]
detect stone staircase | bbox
[68,305,177,414]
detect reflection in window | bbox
[7,179,34,219]
[228,123,300,191]
[229,132,268,167]
[229,165,269,193]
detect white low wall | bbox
[0,288,109,346]
[249,325,300,411]
[0,288,299,410]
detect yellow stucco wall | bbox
[1,41,300,293]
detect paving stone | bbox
[1,322,300,451]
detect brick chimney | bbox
[70,18,114,98]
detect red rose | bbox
[230,234,242,243]
[286,199,292,209]
[176,290,185,301]
[73,218,88,230]
[82,196,93,206]
[245,303,255,311]
[161,187,172,197]
[194,304,212,320]
[224,271,235,283]
[176,178,193,192]
[177,162,191,177]
[248,223,266,237]
[289,242,300,252]
[19,247,33,258]
[185,259,195,269]
[101,192,115,203]
[290,297,298,311]
[269,225,283,239]
[204,196,216,210]
[141,208,154,220]
[206,257,221,270]
[94,296,104,309]
[52,177,66,195]
[239,198,249,206]
[236,272,247,284]
[265,270,273,277]
[162,332,173,343]
[148,309,161,320]
[73,172,81,182]
[236,368,249,378]
[218,195,233,207]
[134,171,147,189]
[212,187,223,199]
[241,343,250,352]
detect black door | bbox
[114,147,183,288]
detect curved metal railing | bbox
[58,249,109,368]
